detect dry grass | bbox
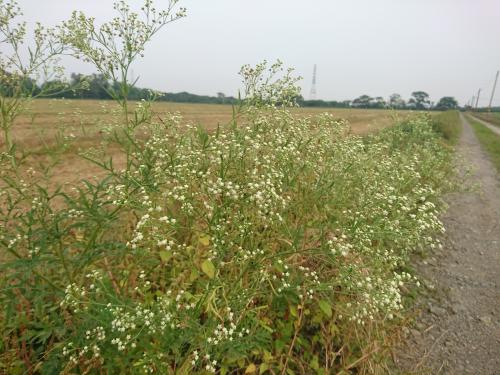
[6,99,409,188]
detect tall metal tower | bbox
[309,64,317,100]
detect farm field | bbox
[15,99,405,141]
[8,99,410,187]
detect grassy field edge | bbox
[466,115,500,172]
[432,110,462,145]
[472,112,500,128]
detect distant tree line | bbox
[299,92,460,111]
[0,72,240,105]
[0,71,477,111]
[42,73,241,104]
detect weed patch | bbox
[0,1,456,373]
[1,109,455,374]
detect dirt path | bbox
[395,114,500,374]
[469,114,500,136]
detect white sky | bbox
[12,0,500,106]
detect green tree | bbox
[352,95,372,108]
[373,96,386,109]
[409,91,430,110]
[70,73,111,99]
[435,96,458,110]
[389,93,405,109]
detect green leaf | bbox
[189,267,199,282]
[198,235,210,246]
[310,355,319,370]
[318,300,332,318]
[260,363,270,373]
[201,259,215,279]
[159,250,172,262]
[245,363,257,374]
[259,320,274,333]
[275,339,286,353]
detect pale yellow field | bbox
[7,99,410,187]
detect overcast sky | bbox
[13,0,500,105]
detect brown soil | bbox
[395,114,500,374]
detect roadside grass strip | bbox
[468,116,500,172]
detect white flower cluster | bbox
[60,283,87,312]
[327,234,353,257]
[61,0,186,79]
[55,110,452,372]
[62,327,106,365]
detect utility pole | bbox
[489,70,499,111]
[472,95,475,110]
[475,89,481,109]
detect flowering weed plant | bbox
[0,1,457,374]
[0,101,455,373]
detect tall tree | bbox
[70,73,111,99]
[435,96,458,110]
[352,95,372,108]
[389,93,405,109]
[410,91,430,109]
[373,96,386,108]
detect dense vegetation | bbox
[0,0,460,374]
[0,104,456,374]
[432,111,462,145]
